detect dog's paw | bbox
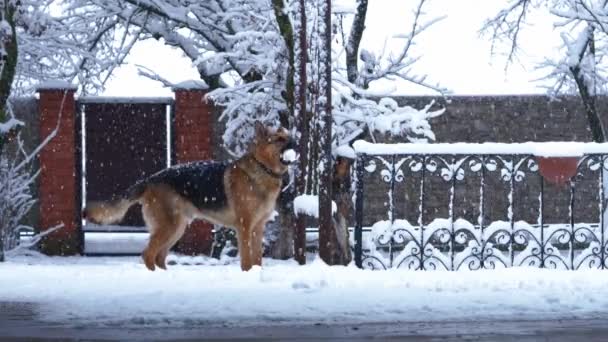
[142,251,157,271]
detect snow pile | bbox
[294,195,337,218]
[334,145,356,159]
[2,256,608,327]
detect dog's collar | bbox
[252,157,283,179]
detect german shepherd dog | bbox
[85,122,296,271]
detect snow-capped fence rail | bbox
[353,141,608,270]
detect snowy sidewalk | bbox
[1,255,608,329]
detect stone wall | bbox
[358,95,608,227]
[395,95,608,143]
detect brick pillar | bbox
[36,81,81,255]
[172,80,214,255]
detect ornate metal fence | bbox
[353,141,608,270]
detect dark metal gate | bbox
[80,98,172,254]
[352,145,608,271]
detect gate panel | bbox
[84,102,168,228]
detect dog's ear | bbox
[254,120,267,140]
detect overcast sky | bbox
[103,0,560,97]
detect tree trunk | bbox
[0,3,18,262]
[272,0,296,126]
[267,0,297,260]
[569,27,605,143]
[0,228,4,262]
[329,157,353,265]
[0,3,18,156]
[572,67,605,143]
[346,0,368,85]
[318,0,335,264]
[271,187,296,259]
[294,0,309,265]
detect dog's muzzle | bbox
[280,139,298,165]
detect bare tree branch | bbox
[480,0,531,67]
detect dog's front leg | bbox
[237,226,253,271]
[251,221,265,267]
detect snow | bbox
[84,232,148,255]
[294,195,337,217]
[354,141,608,157]
[335,145,356,159]
[281,149,297,163]
[171,79,209,90]
[34,80,77,90]
[2,255,608,327]
[333,0,356,14]
[78,96,173,104]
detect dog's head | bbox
[251,121,297,176]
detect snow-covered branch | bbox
[351,0,447,94]
[12,0,446,161]
[329,0,446,149]
[483,0,608,142]
[136,64,175,89]
[0,117,22,134]
[5,223,64,257]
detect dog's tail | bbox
[83,182,147,225]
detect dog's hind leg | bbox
[154,220,187,270]
[143,230,169,271]
[141,186,182,271]
[154,246,170,270]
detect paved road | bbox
[2,302,608,341]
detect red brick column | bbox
[173,80,214,255]
[37,82,81,255]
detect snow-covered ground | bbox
[2,254,608,328]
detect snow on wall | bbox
[172,80,209,90]
[353,140,608,156]
[34,80,77,90]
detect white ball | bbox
[282,149,297,162]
